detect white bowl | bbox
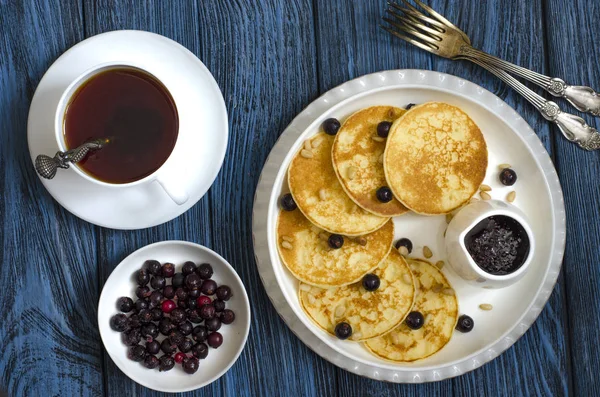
[98,241,250,393]
[445,200,536,289]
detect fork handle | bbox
[462,46,600,117]
[467,57,600,151]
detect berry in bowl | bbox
[98,241,250,392]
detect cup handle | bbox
[155,172,189,205]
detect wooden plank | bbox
[199,0,340,396]
[0,1,104,396]
[313,0,569,395]
[544,0,600,395]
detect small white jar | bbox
[445,200,535,289]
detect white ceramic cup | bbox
[54,62,189,205]
[445,199,535,289]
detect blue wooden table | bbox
[1,0,598,396]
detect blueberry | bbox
[456,314,474,333]
[206,317,221,332]
[127,314,141,329]
[145,260,162,276]
[161,262,175,278]
[135,299,149,312]
[187,298,199,311]
[328,234,344,249]
[216,285,232,301]
[158,355,175,372]
[322,118,341,135]
[405,311,424,330]
[110,314,129,332]
[182,261,197,275]
[280,193,297,211]
[201,280,218,296]
[185,273,202,290]
[170,308,187,324]
[143,354,159,369]
[159,318,176,336]
[405,103,416,110]
[135,286,151,299]
[188,288,201,299]
[178,338,194,353]
[191,343,209,359]
[137,269,150,286]
[207,332,223,348]
[141,323,159,339]
[179,321,193,336]
[169,330,185,345]
[188,309,203,323]
[334,322,352,340]
[150,308,163,321]
[214,300,226,312]
[146,340,161,355]
[150,276,166,290]
[162,285,175,299]
[127,345,146,362]
[200,304,216,320]
[123,328,142,346]
[377,121,392,138]
[160,338,178,354]
[175,287,189,301]
[138,309,153,324]
[197,263,214,280]
[376,186,393,203]
[172,273,185,288]
[192,325,208,343]
[499,168,517,186]
[221,309,235,325]
[117,297,134,313]
[394,238,413,253]
[362,274,380,291]
[149,290,164,307]
[182,356,199,374]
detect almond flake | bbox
[355,237,367,246]
[423,246,433,258]
[281,241,293,250]
[281,235,294,242]
[435,260,445,269]
[371,136,385,142]
[347,166,357,180]
[498,163,512,170]
[304,140,312,151]
[480,191,491,200]
[479,303,493,311]
[311,138,322,148]
[299,284,312,292]
[334,305,346,318]
[480,184,492,192]
[398,246,409,256]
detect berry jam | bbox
[464,215,530,275]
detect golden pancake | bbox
[365,258,458,362]
[332,106,409,217]
[383,102,487,215]
[277,208,394,287]
[299,249,415,341]
[288,132,389,235]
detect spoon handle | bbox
[35,139,108,179]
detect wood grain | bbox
[0,1,103,396]
[545,0,600,395]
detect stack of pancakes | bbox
[277,102,487,362]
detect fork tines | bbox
[381,1,447,53]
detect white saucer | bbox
[253,70,566,382]
[27,30,228,229]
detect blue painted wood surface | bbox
[0,0,598,396]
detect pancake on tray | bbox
[332,106,409,217]
[288,132,389,236]
[383,102,487,215]
[277,208,394,287]
[299,249,415,341]
[365,258,459,362]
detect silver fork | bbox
[381,0,600,151]
[388,0,600,117]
